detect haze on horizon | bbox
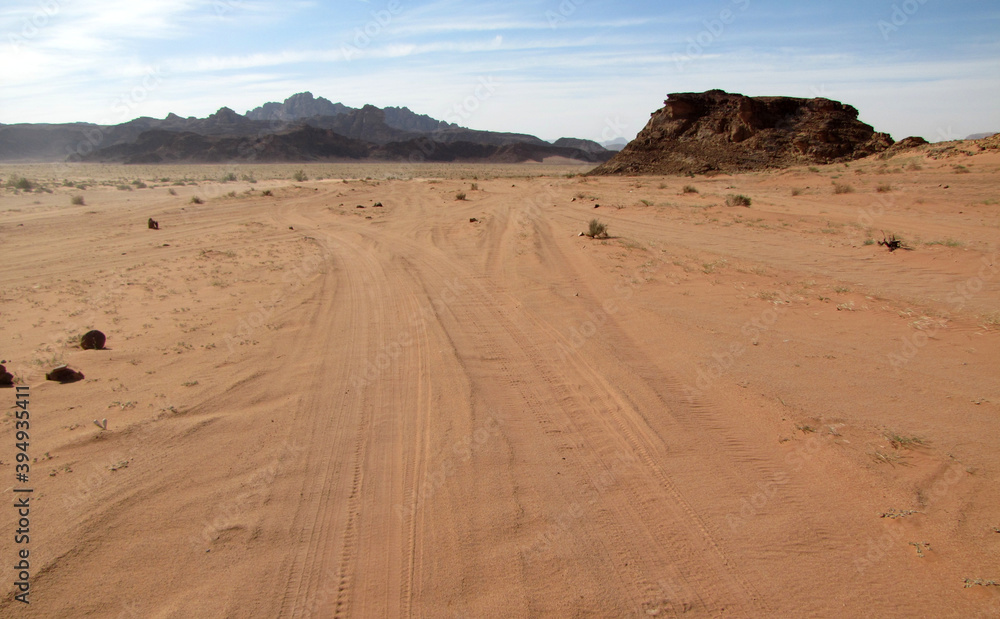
[1,0,998,144]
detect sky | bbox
[1,0,998,143]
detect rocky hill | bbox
[1,93,611,164]
[591,89,896,175]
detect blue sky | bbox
[1,0,998,142]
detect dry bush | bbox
[587,219,608,238]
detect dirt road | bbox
[1,156,998,616]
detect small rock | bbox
[0,364,13,387]
[594,204,600,208]
[80,330,106,350]
[374,202,383,207]
[46,365,84,383]
[356,205,365,209]
[470,218,479,223]
[148,218,159,230]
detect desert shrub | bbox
[876,184,893,193]
[132,179,147,188]
[7,175,33,191]
[116,184,133,191]
[225,190,237,198]
[470,183,479,191]
[791,188,803,196]
[190,196,203,204]
[833,183,853,194]
[953,165,970,174]
[455,191,467,201]
[70,195,85,205]
[168,188,177,196]
[241,172,256,183]
[587,218,608,238]
[808,166,820,173]
[292,169,307,182]
[640,199,654,206]
[726,194,751,207]
[261,190,273,196]
[221,172,237,182]
[682,185,698,194]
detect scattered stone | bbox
[374,202,383,207]
[594,204,600,208]
[46,365,84,383]
[148,218,159,230]
[289,226,294,230]
[0,364,13,387]
[470,218,479,223]
[80,329,106,350]
[356,204,365,209]
[93,418,108,430]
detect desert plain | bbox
[1,148,999,617]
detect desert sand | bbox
[1,151,998,617]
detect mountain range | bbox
[0,92,615,165]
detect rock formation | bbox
[591,89,895,175]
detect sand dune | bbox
[1,153,998,616]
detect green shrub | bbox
[221,172,237,182]
[70,195,85,205]
[876,184,893,193]
[292,169,307,182]
[455,191,467,201]
[190,196,203,204]
[833,183,854,194]
[682,185,698,194]
[132,179,147,189]
[726,194,751,207]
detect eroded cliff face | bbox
[591,89,894,175]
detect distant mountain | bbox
[245,92,350,122]
[382,106,450,133]
[78,125,613,165]
[0,92,615,165]
[552,137,607,154]
[601,137,628,151]
[966,132,997,140]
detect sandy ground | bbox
[1,152,998,617]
